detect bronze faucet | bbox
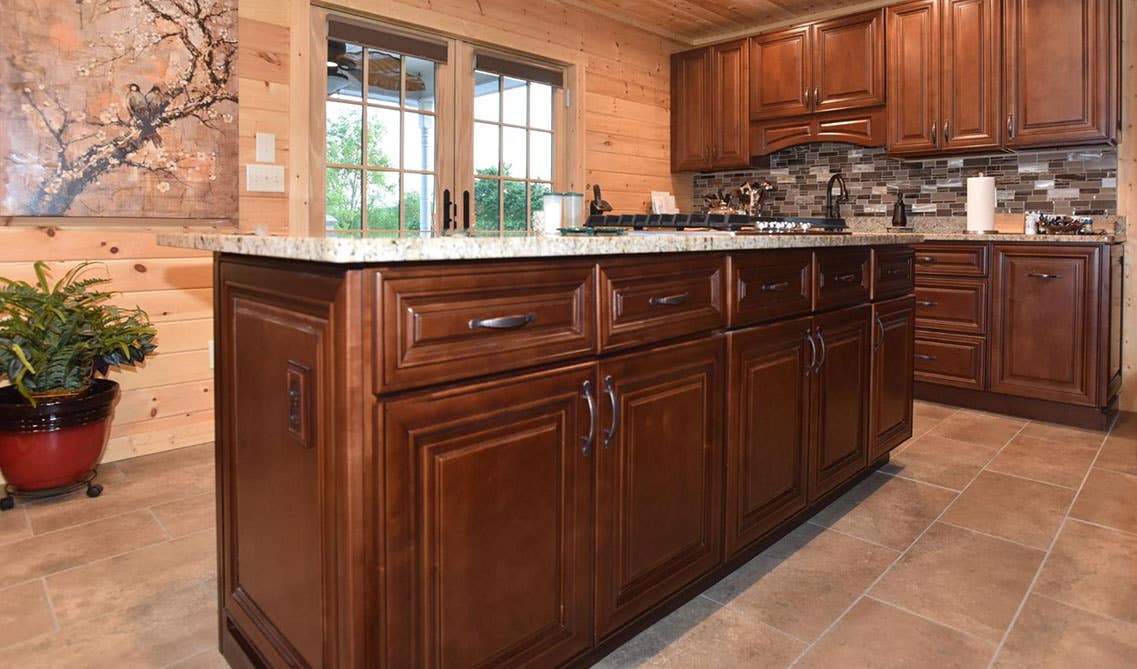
[825,173,849,219]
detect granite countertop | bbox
[842,216,1125,244]
[917,232,1124,243]
[157,230,926,264]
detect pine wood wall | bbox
[1119,0,1136,411]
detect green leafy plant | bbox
[0,261,157,405]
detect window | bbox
[316,14,569,235]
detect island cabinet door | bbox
[594,336,725,638]
[724,317,813,558]
[870,296,916,461]
[381,363,597,669]
[809,304,872,501]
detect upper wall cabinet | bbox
[671,40,750,172]
[750,10,885,121]
[888,0,1001,155]
[1004,0,1118,148]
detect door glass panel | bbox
[326,168,363,230]
[403,174,435,232]
[405,56,436,112]
[502,76,527,126]
[326,102,363,165]
[367,106,400,169]
[475,177,500,229]
[503,180,527,231]
[474,70,500,122]
[367,171,400,230]
[501,126,526,179]
[367,49,402,106]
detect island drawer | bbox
[872,246,915,300]
[913,330,986,390]
[373,260,596,393]
[599,254,727,352]
[814,247,871,311]
[914,278,988,334]
[914,243,989,276]
[729,250,814,327]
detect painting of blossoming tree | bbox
[0,0,238,219]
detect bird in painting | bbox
[145,85,168,118]
[126,82,163,147]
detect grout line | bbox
[19,482,212,540]
[978,467,1081,491]
[863,595,997,647]
[789,419,1030,666]
[984,421,1113,668]
[158,646,220,669]
[873,469,964,493]
[1063,516,1137,540]
[934,520,1049,554]
[40,576,62,635]
[149,507,174,540]
[803,520,905,553]
[1029,591,1137,627]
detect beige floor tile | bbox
[994,594,1137,668]
[1,579,215,668]
[152,493,216,537]
[0,580,56,650]
[115,443,214,480]
[810,472,957,550]
[798,597,994,669]
[912,403,958,438]
[704,524,897,642]
[941,471,1075,550]
[0,507,32,545]
[1095,435,1137,476]
[882,433,999,490]
[929,410,1027,448]
[1106,411,1137,440]
[870,522,1044,642]
[985,434,1100,489]
[167,649,229,668]
[0,509,167,589]
[1034,520,1137,623]
[1070,468,1137,534]
[47,529,215,625]
[1015,422,1107,449]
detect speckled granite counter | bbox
[842,215,1125,244]
[916,232,1124,243]
[157,230,925,263]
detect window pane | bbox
[326,102,363,165]
[367,171,400,230]
[503,180,527,231]
[404,174,435,232]
[474,178,500,230]
[326,168,362,230]
[327,41,363,101]
[474,122,500,176]
[403,112,435,172]
[474,71,500,122]
[367,49,402,106]
[529,131,552,180]
[502,76,527,126]
[530,83,552,130]
[502,127,526,179]
[367,106,400,169]
[529,182,551,218]
[405,56,436,112]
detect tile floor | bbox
[1,403,1135,668]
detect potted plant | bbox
[0,261,157,508]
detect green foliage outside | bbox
[0,262,158,405]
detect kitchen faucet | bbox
[825,172,850,219]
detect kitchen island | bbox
[160,230,922,669]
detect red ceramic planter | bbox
[0,380,119,491]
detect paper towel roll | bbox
[966,176,996,232]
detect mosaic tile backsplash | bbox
[692,143,1119,217]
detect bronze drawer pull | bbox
[874,315,885,351]
[649,293,690,306]
[581,380,597,456]
[1028,273,1062,280]
[916,300,937,307]
[833,273,858,283]
[468,312,537,330]
[602,375,618,449]
[760,281,790,292]
[916,256,937,263]
[882,267,909,277]
[914,353,937,361]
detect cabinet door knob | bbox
[1027,272,1062,280]
[581,380,597,456]
[602,375,618,449]
[468,312,537,330]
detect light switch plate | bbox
[246,164,285,193]
[255,132,275,163]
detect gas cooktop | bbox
[584,213,849,234]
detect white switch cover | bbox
[246,164,285,193]
[255,132,276,163]
[208,340,215,370]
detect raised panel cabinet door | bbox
[671,48,711,172]
[810,304,872,500]
[1004,0,1116,147]
[812,10,886,113]
[750,26,812,120]
[382,364,596,669]
[595,336,724,637]
[941,0,1001,151]
[725,318,812,558]
[871,297,916,460]
[710,39,750,168]
[990,246,1100,405]
[887,0,940,153]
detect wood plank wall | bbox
[1119,0,1136,411]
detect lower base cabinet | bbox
[870,296,915,460]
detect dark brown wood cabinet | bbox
[595,337,724,637]
[888,0,1001,155]
[1004,0,1118,148]
[671,41,749,172]
[871,297,916,459]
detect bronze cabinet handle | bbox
[814,328,827,373]
[916,300,937,307]
[804,87,811,108]
[833,273,858,283]
[602,375,618,449]
[944,118,950,142]
[649,293,690,306]
[874,315,885,351]
[761,281,790,292]
[814,86,819,107]
[1007,113,1015,139]
[581,380,597,456]
[931,120,938,144]
[882,267,909,277]
[914,353,937,361]
[1028,273,1062,280]
[468,312,537,330]
[916,256,937,264]
[806,331,817,377]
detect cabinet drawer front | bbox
[600,255,727,352]
[730,250,813,327]
[913,330,986,390]
[376,262,596,392]
[872,246,915,300]
[914,243,989,276]
[815,247,872,310]
[914,277,988,334]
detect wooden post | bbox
[1120,0,1136,410]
